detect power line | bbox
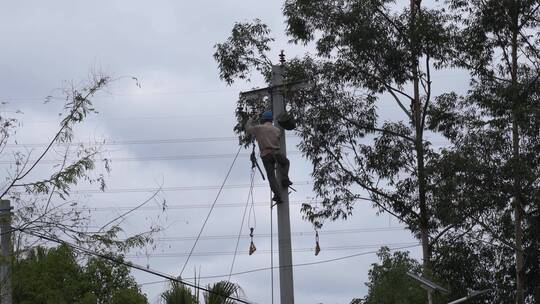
[151,227,405,242]
[126,242,419,258]
[16,228,253,304]
[3,135,449,150]
[70,181,311,194]
[0,88,236,103]
[75,197,375,212]
[16,114,232,125]
[138,243,421,286]
[0,151,303,165]
[228,170,255,281]
[179,146,242,276]
[17,181,311,196]
[3,136,249,148]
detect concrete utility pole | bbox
[240,52,309,303]
[0,200,12,304]
[271,54,295,304]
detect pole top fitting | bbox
[279,50,285,65]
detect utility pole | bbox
[240,52,309,303]
[272,53,294,304]
[0,200,12,304]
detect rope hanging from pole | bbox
[247,167,257,256]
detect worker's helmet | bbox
[262,111,273,122]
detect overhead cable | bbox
[179,146,242,276]
[16,228,253,304]
[0,151,302,165]
[138,243,421,286]
[126,242,419,258]
[76,197,375,212]
[150,227,405,242]
[71,181,311,194]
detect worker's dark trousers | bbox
[261,152,290,201]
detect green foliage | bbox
[110,289,148,304]
[357,247,426,304]
[431,234,504,302]
[2,76,117,250]
[213,19,274,85]
[428,1,540,302]
[203,281,243,304]
[85,255,141,303]
[161,282,197,304]
[13,244,147,304]
[13,245,85,304]
[161,281,242,304]
[214,0,540,302]
[0,75,158,267]
[277,1,455,238]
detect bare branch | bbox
[97,189,161,233]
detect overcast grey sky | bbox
[0,1,468,303]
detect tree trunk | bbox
[410,1,432,304]
[510,2,524,303]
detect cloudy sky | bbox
[0,1,468,303]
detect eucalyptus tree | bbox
[214,1,455,292]
[355,247,427,304]
[0,75,157,255]
[428,1,540,302]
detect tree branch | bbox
[421,52,432,130]
[0,79,107,199]
[322,145,420,220]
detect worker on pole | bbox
[245,110,292,204]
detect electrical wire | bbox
[228,169,255,281]
[17,181,311,196]
[0,151,302,165]
[179,145,242,276]
[2,134,446,149]
[151,227,404,242]
[16,227,253,304]
[3,136,241,148]
[75,196,376,212]
[0,88,236,103]
[18,114,231,125]
[125,242,419,258]
[3,135,302,149]
[138,243,421,286]
[70,181,311,194]
[247,182,257,230]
